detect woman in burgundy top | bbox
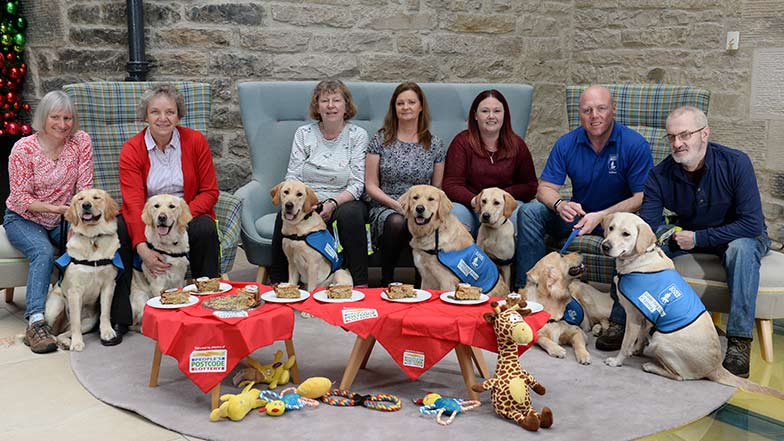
[443,89,538,236]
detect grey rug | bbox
[71,316,734,441]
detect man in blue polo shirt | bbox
[639,106,769,378]
[515,85,653,350]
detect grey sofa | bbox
[236,81,534,283]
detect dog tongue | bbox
[157,226,170,236]
[284,213,296,221]
[82,213,94,220]
[415,217,427,225]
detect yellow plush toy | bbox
[232,350,296,389]
[295,377,333,399]
[209,381,267,422]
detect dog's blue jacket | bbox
[304,229,343,273]
[55,251,124,284]
[563,298,584,326]
[437,244,500,293]
[617,270,705,333]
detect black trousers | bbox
[111,214,220,326]
[269,200,369,286]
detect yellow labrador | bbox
[524,252,611,364]
[270,180,352,290]
[399,185,509,297]
[130,194,192,330]
[45,189,121,351]
[601,212,784,398]
[475,187,516,288]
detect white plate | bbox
[313,290,365,303]
[380,289,432,303]
[439,291,490,306]
[495,299,544,314]
[260,289,310,303]
[146,295,199,309]
[183,282,232,296]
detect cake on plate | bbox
[160,288,190,305]
[274,283,301,299]
[236,285,261,306]
[454,283,482,300]
[387,282,415,299]
[195,277,221,293]
[326,284,353,299]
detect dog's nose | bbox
[157,214,167,223]
[481,212,490,221]
[82,202,92,210]
[285,202,293,210]
[601,241,611,253]
[415,205,424,214]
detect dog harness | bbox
[424,228,501,293]
[55,251,124,284]
[320,389,402,412]
[617,270,706,333]
[546,298,584,326]
[282,229,344,273]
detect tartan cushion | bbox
[62,81,241,274]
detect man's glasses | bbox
[665,127,705,143]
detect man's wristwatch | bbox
[553,198,565,212]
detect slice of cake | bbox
[326,284,353,299]
[236,285,261,307]
[454,283,482,300]
[160,288,190,305]
[387,282,415,299]
[195,277,221,293]
[274,283,301,299]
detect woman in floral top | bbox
[365,82,445,286]
[4,90,93,354]
[269,79,370,286]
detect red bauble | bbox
[20,123,31,135]
[5,52,15,63]
[6,122,19,135]
[19,62,25,72]
[0,57,5,69]
[12,101,19,110]
[1,104,9,111]
[8,67,19,79]
[0,130,5,136]
[4,111,15,120]
[22,103,29,111]
[6,91,17,103]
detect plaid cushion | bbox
[555,84,711,284]
[62,81,241,274]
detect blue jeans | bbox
[657,225,770,339]
[3,210,63,319]
[452,200,524,238]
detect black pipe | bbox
[126,0,150,81]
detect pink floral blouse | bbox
[6,131,94,229]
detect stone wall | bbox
[21,0,784,242]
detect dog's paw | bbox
[547,346,567,359]
[604,356,623,367]
[57,336,71,350]
[70,340,85,352]
[591,324,603,337]
[100,327,117,342]
[576,352,591,365]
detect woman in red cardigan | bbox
[107,84,220,345]
[443,89,538,236]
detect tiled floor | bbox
[1,249,782,440]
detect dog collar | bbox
[489,255,514,266]
[70,257,115,267]
[424,228,440,255]
[282,229,326,241]
[146,242,189,258]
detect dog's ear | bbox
[141,200,153,226]
[270,182,283,206]
[398,189,411,215]
[634,221,657,255]
[601,213,615,235]
[502,191,516,219]
[436,188,453,221]
[64,197,80,226]
[178,198,193,228]
[104,192,119,221]
[473,189,484,213]
[303,186,319,214]
[545,266,562,290]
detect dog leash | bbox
[560,227,582,255]
[320,389,402,412]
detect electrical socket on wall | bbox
[726,31,740,51]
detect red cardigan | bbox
[443,130,538,207]
[119,126,219,247]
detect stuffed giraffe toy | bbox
[472,300,554,431]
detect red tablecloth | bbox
[292,288,549,380]
[142,282,294,393]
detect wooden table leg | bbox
[211,385,221,410]
[284,338,301,384]
[455,344,480,400]
[149,342,162,387]
[339,336,376,390]
[470,346,490,378]
[359,341,375,369]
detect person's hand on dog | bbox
[575,211,603,235]
[137,242,171,276]
[391,200,404,215]
[557,200,586,223]
[672,230,696,250]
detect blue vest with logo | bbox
[437,244,500,293]
[562,298,584,326]
[55,251,125,284]
[304,229,343,273]
[617,270,705,333]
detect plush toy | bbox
[414,392,481,426]
[295,376,333,399]
[258,387,320,416]
[472,301,554,431]
[232,350,296,389]
[209,381,267,422]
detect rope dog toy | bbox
[415,392,481,425]
[320,389,402,412]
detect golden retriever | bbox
[399,185,509,297]
[601,212,784,398]
[270,180,352,290]
[524,251,611,364]
[475,187,516,288]
[44,189,121,351]
[129,194,192,330]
